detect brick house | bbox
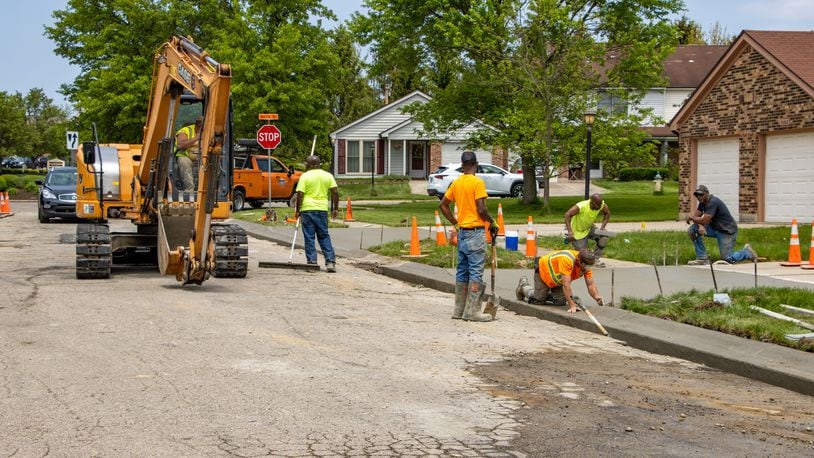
[329,91,505,179]
[671,30,814,223]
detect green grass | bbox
[369,238,534,270]
[538,224,811,264]
[337,178,435,201]
[622,287,814,351]
[230,208,348,228]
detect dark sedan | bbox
[36,167,78,223]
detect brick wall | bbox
[429,142,442,174]
[678,44,814,221]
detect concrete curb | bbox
[235,218,814,396]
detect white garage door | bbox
[697,138,740,221]
[441,143,492,166]
[765,132,814,223]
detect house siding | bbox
[665,89,692,122]
[677,44,814,222]
[339,94,426,139]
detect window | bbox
[363,141,375,173]
[598,92,628,115]
[254,156,285,173]
[345,140,375,174]
[347,141,360,173]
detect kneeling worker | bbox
[516,249,604,314]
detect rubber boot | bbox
[515,276,532,301]
[452,282,468,319]
[462,281,492,322]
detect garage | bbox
[765,131,814,223]
[696,137,740,221]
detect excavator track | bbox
[76,223,112,279]
[211,223,248,278]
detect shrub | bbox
[6,187,18,196]
[618,167,671,181]
[0,177,6,191]
[24,182,39,193]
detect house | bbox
[329,91,504,179]
[670,31,814,223]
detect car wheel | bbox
[233,190,245,211]
[510,182,524,198]
[38,205,49,223]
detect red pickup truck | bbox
[232,140,302,211]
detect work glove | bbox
[489,224,499,242]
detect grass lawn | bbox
[622,287,814,352]
[337,178,435,201]
[369,238,534,270]
[352,180,680,227]
[230,208,348,228]
[538,224,810,264]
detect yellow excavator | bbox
[74,35,247,284]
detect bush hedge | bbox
[618,167,671,181]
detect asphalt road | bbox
[1,202,812,456]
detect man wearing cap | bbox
[686,184,757,265]
[439,151,499,322]
[515,249,604,313]
[564,193,612,267]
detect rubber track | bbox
[76,223,112,279]
[211,223,248,278]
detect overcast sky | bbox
[1,0,812,108]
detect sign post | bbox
[257,115,281,209]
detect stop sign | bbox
[256,124,282,149]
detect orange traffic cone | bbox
[409,216,421,256]
[525,215,536,258]
[0,192,6,214]
[781,218,803,266]
[1,192,10,213]
[485,221,492,244]
[344,197,355,222]
[802,221,814,270]
[497,203,506,236]
[434,210,448,246]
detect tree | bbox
[0,89,69,160]
[675,15,705,45]
[328,26,379,130]
[46,0,351,165]
[706,21,736,46]
[363,0,682,206]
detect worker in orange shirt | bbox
[515,249,604,313]
[439,151,498,322]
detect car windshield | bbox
[47,170,77,186]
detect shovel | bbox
[483,239,500,318]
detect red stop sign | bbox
[256,124,282,149]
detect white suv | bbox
[427,163,536,199]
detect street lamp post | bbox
[584,109,596,200]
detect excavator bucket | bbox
[157,204,195,277]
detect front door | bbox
[408,141,426,178]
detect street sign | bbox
[66,131,79,150]
[257,124,282,149]
[258,113,279,121]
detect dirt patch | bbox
[470,351,814,456]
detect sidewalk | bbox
[235,218,814,396]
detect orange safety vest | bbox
[537,250,591,287]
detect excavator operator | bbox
[174,116,202,195]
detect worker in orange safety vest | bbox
[515,249,604,313]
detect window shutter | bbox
[338,139,346,175]
[377,139,385,175]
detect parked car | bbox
[2,156,33,169]
[36,166,78,223]
[427,163,536,198]
[510,158,546,186]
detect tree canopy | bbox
[0,89,70,161]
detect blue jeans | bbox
[456,228,486,284]
[300,211,336,264]
[688,224,751,262]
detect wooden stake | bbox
[652,260,663,296]
[611,269,615,307]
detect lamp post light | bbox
[584,109,596,200]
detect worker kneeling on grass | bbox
[516,249,604,314]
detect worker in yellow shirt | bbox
[515,249,604,313]
[174,117,202,195]
[564,193,611,267]
[439,151,498,322]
